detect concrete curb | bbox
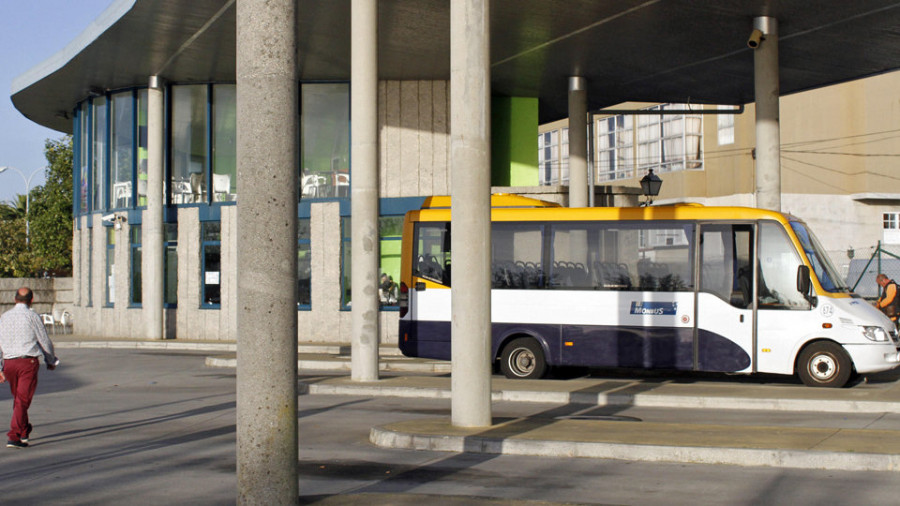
[308,381,900,414]
[205,356,452,374]
[370,424,900,472]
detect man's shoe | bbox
[6,440,28,449]
[20,437,28,443]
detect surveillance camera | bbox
[101,213,115,222]
[747,29,764,49]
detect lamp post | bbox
[640,169,663,206]
[0,166,44,244]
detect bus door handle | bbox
[740,314,744,323]
[415,282,426,291]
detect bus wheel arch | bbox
[795,340,854,388]
[499,336,547,380]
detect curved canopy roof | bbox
[13,0,900,132]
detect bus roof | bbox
[421,194,561,209]
[412,201,794,224]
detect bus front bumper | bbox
[845,343,900,374]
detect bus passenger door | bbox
[695,224,754,372]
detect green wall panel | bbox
[491,96,538,186]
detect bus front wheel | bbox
[500,338,547,379]
[797,341,852,388]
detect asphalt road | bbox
[0,348,897,505]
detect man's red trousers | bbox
[4,357,38,442]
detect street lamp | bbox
[640,169,663,206]
[0,166,44,244]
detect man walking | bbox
[0,287,59,449]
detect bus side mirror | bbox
[797,265,810,294]
[797,265,813,304]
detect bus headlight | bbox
[861,326,890,342]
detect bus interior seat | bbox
[595,261,632,289]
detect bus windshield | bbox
[789,221,849,293]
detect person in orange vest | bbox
[875,273,900,327]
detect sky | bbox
[0,0,114,204]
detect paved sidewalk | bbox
[51,336,900,472]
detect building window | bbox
[884,212,900,245]
[538,128,570,186]
[92,97,108,212]
[595,115,634,182]
[298,220,311,309]
[301,83,350,199]
[86,231,93,307]
[212,84,237,202]
[201,222,221,307]
[105,227,115,306]
[170,85,209,204]
[717,105,735,145]
[164,223,178,306]
[110,91,135,210]
[77,103,90,213]
[636,104,703,174]
[379,216,403,308]
[538,130,557,185]
[137,89,149,206]
[340,217,351,309]
[130,225,142,306]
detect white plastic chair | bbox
[40,313,56,334]
[60,311,72,334]
[212,174,231,201]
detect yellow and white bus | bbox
[398,194,900,387]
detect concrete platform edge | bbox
[370,425,900,472]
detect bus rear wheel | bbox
[500,338,547,379]
[797,341,852,388]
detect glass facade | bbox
[106,227,115,306]
[171,85,209,204]
[164,223,178,306]
[212,85,237,202]
[92,97,107,211]
[137,89,149,206]
[111,92,134,209]
[71,82,420,320]
[201,222,221,307]
[340,217,351,308]
[379,216,403,307]
[131,226,142,305]
[298,220,311,308]
[301,83,350,199]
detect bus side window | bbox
[758,222,810,310]
[492,223,544,289]
[700,224,753,307]
[413,222,451,285]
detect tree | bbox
[0,135,74,277]
[28,136,74,276]
[0,218,35,277]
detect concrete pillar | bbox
[753,16,781,212]
[143,76,165,340]
[235,0,298,503]
[568,76,588,208]
[450,0,492,428]
[350,0,380,382]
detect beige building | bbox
[539,70,900,272]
